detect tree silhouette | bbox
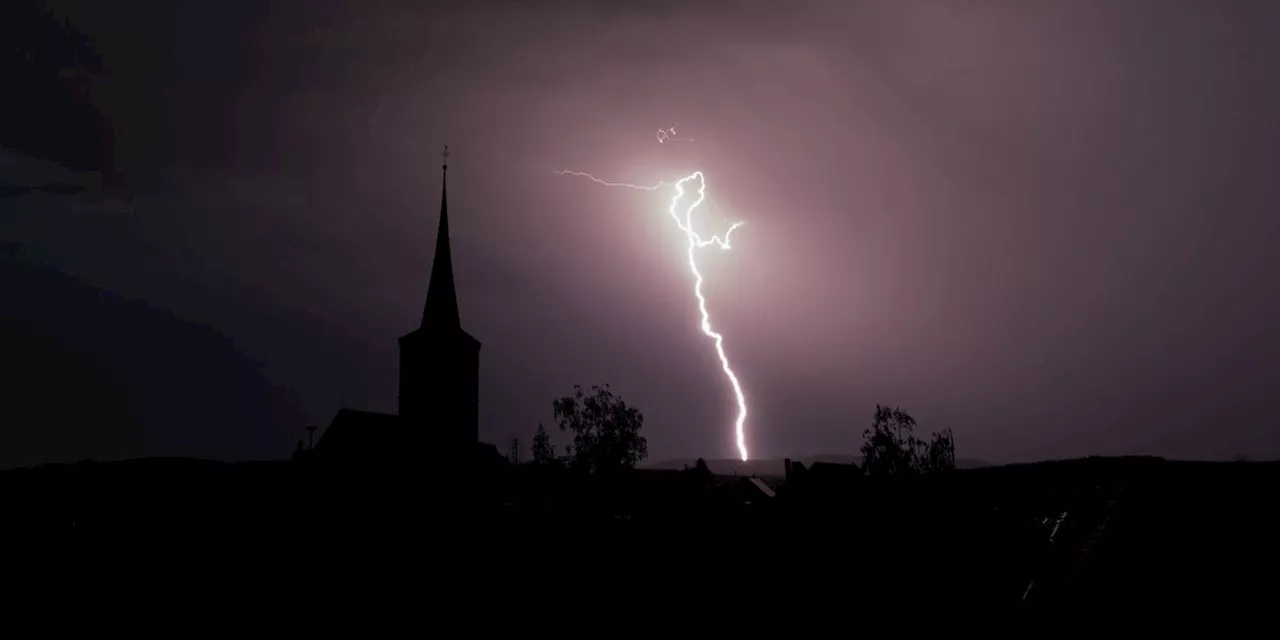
[551,384,647,473]
[861,405,956,477]
[530,422,557,465]
[689,457,714,488]
[695,458,711,475]
[920,428,956,474]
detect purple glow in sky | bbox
[556,160,750,460]
[3,0,1280,468]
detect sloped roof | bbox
[423,161,459,330]
[747,477,776,498]
[314,409,401,460]
[313,409,505,471]
[808,461,862,480]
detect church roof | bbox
[313,408,501,469]
[422,149,460,330]
[314,409,401,460]
[745,476,777,499]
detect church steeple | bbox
[397,145,481,446]
[422,146,460,329]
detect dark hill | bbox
[644,454,991,477]
[2,454,1279,634]
[0,254,303,468]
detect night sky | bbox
[3,0,1279,469]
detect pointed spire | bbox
[422,146,460,328]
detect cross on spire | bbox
[441,145,450,173]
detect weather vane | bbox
[441,145,450,172]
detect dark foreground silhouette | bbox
[5,26,1277,629]
[8,167,1280,635]
[2,454,1279,637]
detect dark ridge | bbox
[0,255,303,469]
[645,454,992,476]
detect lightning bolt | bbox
[656,124,695,144]
[553,168,750,461]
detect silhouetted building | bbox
[314,148,481,467]
[738,476,776,504]
[807,460,862,484]
[313,408,402,462]
[301,149,484,637]
[777,458,862,506]
[399,150,482,461]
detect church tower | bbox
[398,147,481,452]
